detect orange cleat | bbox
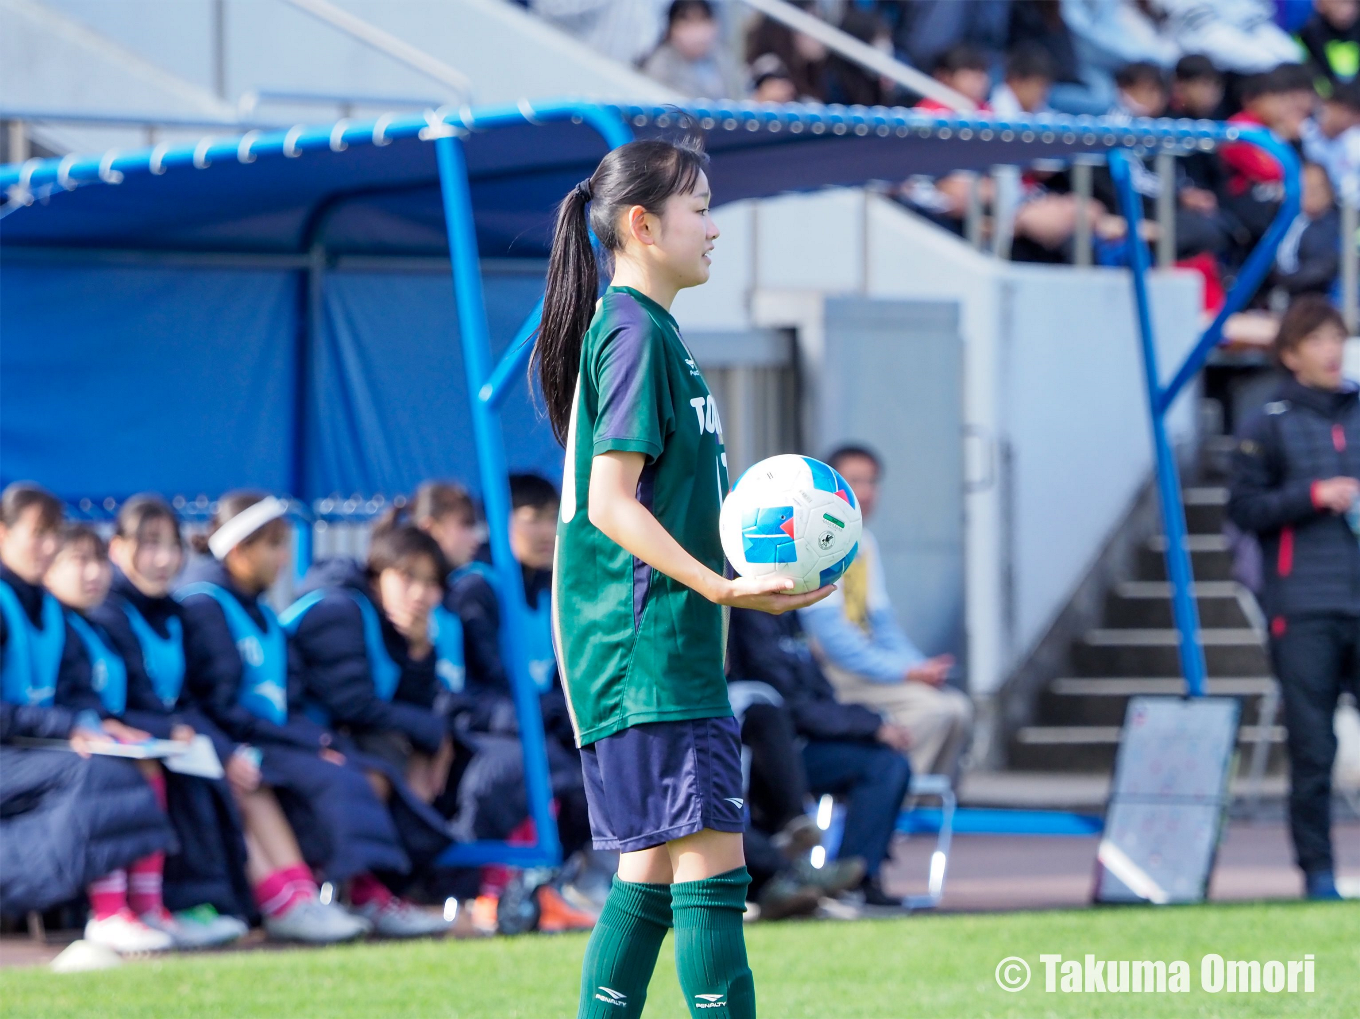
[535,884,597,932]
[471,894,499,934]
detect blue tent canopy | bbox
[0,99,1297,866]
[2,100,1237,258]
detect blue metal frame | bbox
[1109,127,1300,697]
[429,112,631,868]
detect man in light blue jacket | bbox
[799,446,972,780]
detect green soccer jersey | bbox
[553,286,732,746]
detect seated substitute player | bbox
[535,135,832,1019]
[727,607,912,907]
[799,445,973,781]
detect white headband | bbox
[208,496,288,560]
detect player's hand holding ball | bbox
[720,454,862,613]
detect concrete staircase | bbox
[1008,477,1285,781]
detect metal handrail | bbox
[740,0,975,112]
[1110,125,1302,698]
[0,107,284,131]
[238,89,445,118]
[279,0,471,101]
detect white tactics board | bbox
[1094,696,1240,904]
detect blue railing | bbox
[1109,128,1300,697]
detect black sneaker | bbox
[793,855,866,895]
[858,876,905,908]
[756,875,823,921]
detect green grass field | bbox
[2,901,1355,1018]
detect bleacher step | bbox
[1104,580,1254,628]
[1039,676,1275,726]
[1009,723,1286,772]
[1072,628,1270,677]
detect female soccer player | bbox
[47,522,247,948]
[0,483,175,953]
[536,136,831,1019]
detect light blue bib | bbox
[177,582,287,725]
[122,602,185,709]
[455,561,556,693]
[67,611,128,716]
[0,580,65,707]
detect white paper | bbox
[163,734,224,779]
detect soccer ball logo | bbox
[719,454,862,594]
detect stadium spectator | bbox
[1227,296,1360,902]
[900,45,996,237]
[1111,60,1169,117]
[1269,163,1342,299]
[799,446,973,782]
[890,0,1013,80]
[1170,53,1227,118]
[990,41,1056,115]
[823,5,897,107]
[1151,0,1302,74]
[0,482,177,952]
[1302,77,1360,204]
[528,0,668,69]
[50,522,249,948]
[749,54,797,103]
[745,1,830,102]
[180,491,439,943]
[1090,64,1227,265]
[1220,68,1311,249]
[916,43,994,112]
[728,607,912,908]
[640,0,744,100]
[1060,0,1180,75]
[1170,55,1229,204]
[1008,0,1115,114]
[1297,0,1360,86]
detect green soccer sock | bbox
[577,876,673,1019]
[670,867,756,1019]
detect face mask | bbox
[670,20,717,60]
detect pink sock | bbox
[349,872,393,908]
[253,864,315,919]
[127,853,166,916]
[279,862,318,900]
[88,869,128,921]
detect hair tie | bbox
[574,178,593,201]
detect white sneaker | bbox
[84,909,174,954]
[141,905,247,949]
[264,898,370,944]
[354,897,455,938]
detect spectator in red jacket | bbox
[1220,67,1313,247]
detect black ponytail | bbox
[534,134,709,444]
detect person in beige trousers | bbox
[799,446,973,780]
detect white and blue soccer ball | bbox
[719,454,862,594]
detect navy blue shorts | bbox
[580,715,746,853]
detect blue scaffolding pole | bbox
[1109,127,1300,697]
[430,108,632,868]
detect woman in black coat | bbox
[0,483,175,953]
[182,491,451,939]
